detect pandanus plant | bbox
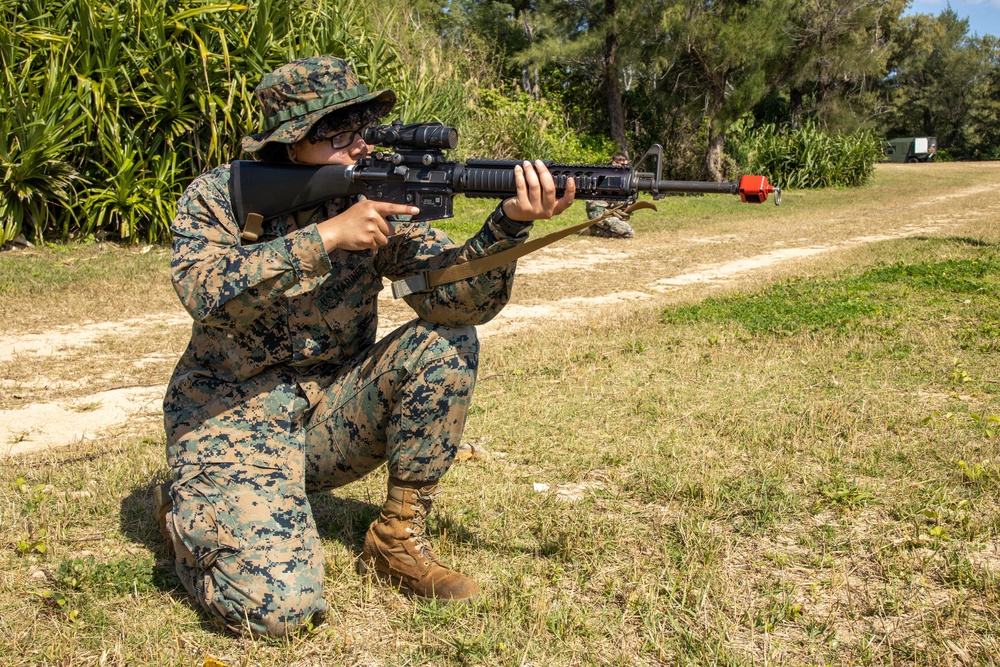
[0,0,440,245]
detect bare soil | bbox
[3,163,997,456]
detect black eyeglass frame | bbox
[323,123,377,150]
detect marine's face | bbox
[290,122,373,166]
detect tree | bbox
[654,0,795,180]
[510,0,637,154]
[881,9,1000,158]
[783,0,905,131]
[444,1,542,95]
[965,36,1000,159]
[632,0,905,179]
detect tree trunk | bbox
[522,13,538,98]
[704,120,725,181]
[604,0,628,153]
[789,86,804,127]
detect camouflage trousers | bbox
[163,319,478,636]
[582,200,635,239]
[582,215,635,239]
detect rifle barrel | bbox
[643,179,738,196]
[461,161,743,199]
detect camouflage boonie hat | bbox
[241,56,396,154]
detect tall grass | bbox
[728,119,884,189]
[0,0,472,245]
[0,0,617,246]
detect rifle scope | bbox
[363,121,459,150]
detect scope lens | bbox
[362,125,389,145]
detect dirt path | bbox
[4,165,997,455]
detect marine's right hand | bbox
[316,200,419,252]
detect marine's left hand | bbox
[502,160,576,222]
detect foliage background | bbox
[0,0,587,245]
[1,0,997,245]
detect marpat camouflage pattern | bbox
[583,199,635,239]
[241,56,396,154]
[163,162,527,635]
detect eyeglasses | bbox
[325,123,377,150]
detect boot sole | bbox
[356,557,476,605]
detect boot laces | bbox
[406,487,442,563]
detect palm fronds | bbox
[0,0,420,244]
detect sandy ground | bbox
[3,167,997,456]
[0,315,192,363]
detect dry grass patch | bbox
[0,244,179,335]
[3,165,1000,665]
[0,327,188,410]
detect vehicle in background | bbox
[882,137,937,163]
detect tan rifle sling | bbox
[390,201,655,298]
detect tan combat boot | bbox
[357,479,479,602]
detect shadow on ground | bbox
[119,482,380,592]
[911,235,998,247]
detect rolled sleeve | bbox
[375,204,530,326]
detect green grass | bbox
[0,242,175,332]
[437,195,591,242]
[4,236,999,664]
[0,243,167,299]
[4,161,1000,665]
[439,186,744,242]
[662,252,1000,342]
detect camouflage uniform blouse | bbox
[165,164,528,455]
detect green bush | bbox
[0,0,613,246]
[728,119,884,189]
[0,57,86,243]
[933,148,957,162]
[0,0,461,245]
[460,86,617,163]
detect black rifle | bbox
[229,121,780,242]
